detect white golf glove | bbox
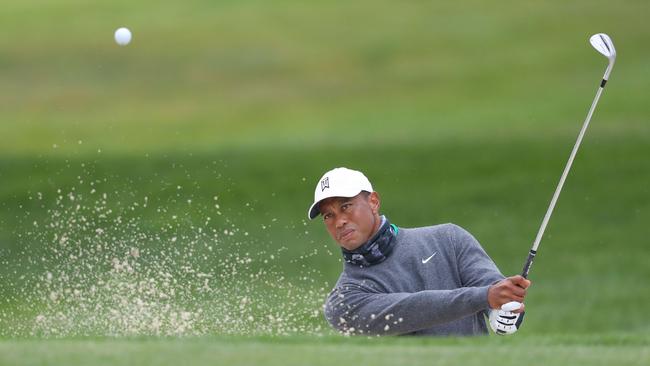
[489,302,525,335]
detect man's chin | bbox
[339,238,364,251]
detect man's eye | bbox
[323,214,332,220]
[342,204,351,210]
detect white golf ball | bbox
[114,27,132,46]
[501,301,522,312]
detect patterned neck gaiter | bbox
[341,216,398,267]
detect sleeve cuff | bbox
[471,285,491,311]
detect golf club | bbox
[521,33,617,279]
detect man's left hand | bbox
[489,306,525,335]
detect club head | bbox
[590,33,616,82]
[590,33,616,60]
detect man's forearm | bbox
[325,285,490,335]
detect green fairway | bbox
[1,0,649,155]
[1,0,649,364]
[1,334,649,366]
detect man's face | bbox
[318,192,381,251]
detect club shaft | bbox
[522,84,606,278]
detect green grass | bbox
[1,0,649,154]
[1,334,649,366]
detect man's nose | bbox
[335,215,347,228]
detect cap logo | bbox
[320,177,330,192]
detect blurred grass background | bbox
[0,0,649,358]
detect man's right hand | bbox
[487,275,531,312]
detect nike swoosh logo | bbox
[422,252,437,264]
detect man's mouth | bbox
[339,229,354,241]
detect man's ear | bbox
[369,191,380,214]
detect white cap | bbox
[307,167,373,220]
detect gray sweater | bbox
[324,223,504,336]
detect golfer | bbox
[308,167,531,336]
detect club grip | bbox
[521,249,537,279]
